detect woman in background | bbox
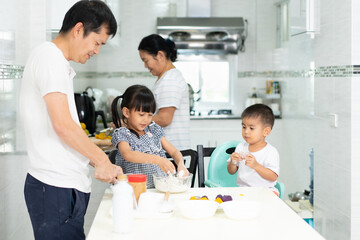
[138,34,190,150]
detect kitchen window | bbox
[174,54,237,113]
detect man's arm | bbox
[44,92,122,183]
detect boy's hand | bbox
[231,152,249,164]
[244,153,260,169]
[230,152,242,164]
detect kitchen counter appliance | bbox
[157,17,246,54]
[74,90,107,135]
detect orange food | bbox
[215,197,223,204]
[95,132,106,139]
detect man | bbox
[19,1,122,239]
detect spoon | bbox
[159,191,173,213]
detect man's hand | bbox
[94,160,122,183]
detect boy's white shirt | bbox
[228,141,280,193]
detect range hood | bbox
[157,17,246,54]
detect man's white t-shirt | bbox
[19,42,91,193]
[152,68,190,150]
[228,142,280,193]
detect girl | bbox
[111,85,189,188]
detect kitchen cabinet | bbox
[289,0,320,36]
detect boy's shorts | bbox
[24,173,90,240]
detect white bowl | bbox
[177,200,219,219]
[221,201,263,220]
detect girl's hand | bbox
[176,164,190,177]
[157,157,176,174]
[244,153,260,169]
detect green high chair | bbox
[275,181,285,200]
[199,140,240,188]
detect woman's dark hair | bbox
[138,34,177,62]
[111,85,156,128]
[59,0,117,38]
[241,104,275,129]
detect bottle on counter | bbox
[111,174,137,233]
[128,174,147,204]
[245,87,263,107]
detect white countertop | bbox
[87,187,325,240]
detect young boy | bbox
[227,104,280,195]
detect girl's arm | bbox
[161,137,189,176]
[117,141,176,174]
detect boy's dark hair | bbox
[111,85,156,129]
[60,0,117,38]
[241,104,275,129]
[138,34,177,62]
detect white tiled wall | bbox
[352,0,360,63]
[350,9,360,240]
[255,0,356,239]
[351,74,360,240]
[0,155,33,240]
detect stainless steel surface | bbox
[157,17,245,54]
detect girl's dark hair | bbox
[60,0,117,38]
[241,104,275,129]
[111,85,156,128]
[138,34,177,62]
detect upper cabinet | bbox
[46,0,78,40]
[289,0,320,36]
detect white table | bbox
[87,187,325,240]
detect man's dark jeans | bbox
[24,173,90,240]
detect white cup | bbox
[137,192,163,214]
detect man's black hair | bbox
[59,0,117,38]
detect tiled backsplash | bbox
[2,64,358,80]
[0,64,24,79]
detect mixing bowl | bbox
[153,173,193,193]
